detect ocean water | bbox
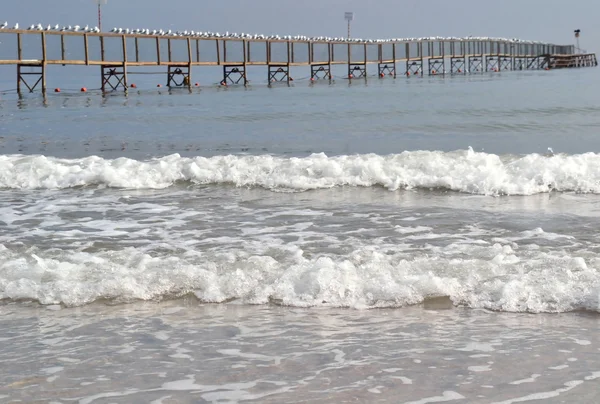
[1,67,600,403]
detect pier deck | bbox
[0,29,596,92]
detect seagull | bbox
[13,22,18,29]
[0,21,7,29]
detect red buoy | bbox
[80,87,87,92]
[130,83,137,88]
[194,83,199,87]
[54,88,61,93]
[348,74,354,79]
[157,84,162,88]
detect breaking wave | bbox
[1,244,599,313]
[2,149,600,195]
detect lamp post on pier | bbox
[345,12,354,39]
[96,0,107,32]
[574,29,581,53]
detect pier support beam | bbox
[540,56,551,70]
[450,57,466,74]
[310,64,331,81]
[469,56,483,73]
[222,65,247,86]
[500,57,512,71]
[378,63,395,78]
[268,65,290,84]
[167,65,191,88]
[486,56,500,72]
[428,58,445,76]
[17,64,45,93]
[514,57,526,70]
[526,57,540,70]
[348,63,367,79]
[101,64,128,92]
[406,60,422,76]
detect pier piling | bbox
[17,64,45,92]
[101,65,127,92]
[167,66,190,88]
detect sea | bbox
[1,64,600,403]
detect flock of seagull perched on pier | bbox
[0,22,100,33]
[0,21,548,44]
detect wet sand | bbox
[1,301,599,403]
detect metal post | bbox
[96,0,107,32]
[344,12,354,39]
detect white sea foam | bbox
[3,150,600,195]
[1,243,600,312]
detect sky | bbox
[1,0,598,52]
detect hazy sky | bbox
[1,0,597,52]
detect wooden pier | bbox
[0,29,596,93]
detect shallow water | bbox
[1,66,600,402]
[1,302,600,403]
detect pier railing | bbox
[0,29,593,93]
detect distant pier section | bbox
[0,27,596,92]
